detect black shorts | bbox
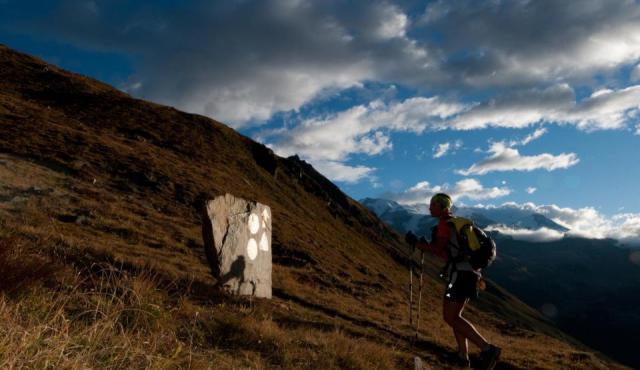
[444,270,479,302]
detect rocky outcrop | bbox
[201,193,272,298]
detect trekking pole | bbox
[409,248,414,331]
[404,231,418,343]
[416,250,425,341]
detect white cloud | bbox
[449,85,574,130]
[387,178,510,205]
[566,85,640,131]
[311,160,375,184]
[457,142,579,176]
[261,82,634,184]
[476,202,640,246]
[613,214,640,246]
[510,128,548,147]
[433,142,451,158]
[454,178,511,200]
[433,140,463,158]
[266,83,639,168]
[24,1,437,127]
[265,103,390,162]
[632,64,640,82]
[485,225,565,243]
[526,187,537,194]
[419,0,640,86]
[373,3,408,40]
[448,84,640,132]
[263,97,465,179]
[184,65,370,125]
[16,0,640,127]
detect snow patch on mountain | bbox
[360,197,571,242]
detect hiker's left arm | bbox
[417,236,448,260]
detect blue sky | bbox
[2,0,640,242]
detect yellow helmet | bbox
[430,193,453,210]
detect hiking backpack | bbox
[447,217,497,270]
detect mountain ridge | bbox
[360,197,570,236]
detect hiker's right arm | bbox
[416,222,449,260]
[407,231,447,260]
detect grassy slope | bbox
[0,44,628,369]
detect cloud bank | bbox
[477,202,640,246]
[9,0,640,127]
[264,82,637,181]
[385,178,511,205]
[457,142,580,176]
[484,225,565,243]
[8,0,640,186]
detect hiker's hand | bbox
[405,231,417,246]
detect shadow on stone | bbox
[217,255,246,294]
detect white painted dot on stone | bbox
[248,213,260,234]
[247,238,258,260]
[259,232,269,251]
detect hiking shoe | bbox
[479,344,501,370]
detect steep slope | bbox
[0,44,627,369]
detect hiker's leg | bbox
[454,328,468,357]
[443,299,469,357]
[453,299,469,358]
[443,299,489,351]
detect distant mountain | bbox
[359,198,408,216]
[360,197,568,236]
[456,204,569,233]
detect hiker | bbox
[405,193,501,369]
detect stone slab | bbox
[202,193,272,298]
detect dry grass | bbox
[0,273,186,369]
[0,234,56,294]
[0,260,402,370]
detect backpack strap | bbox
[437,217,467,279]
[448,217,473,233]
[449,217,482,251]
[446,217,477,266]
